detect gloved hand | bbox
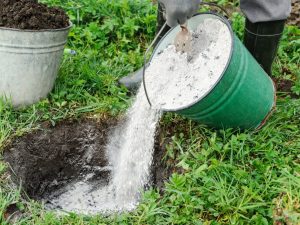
[158,0,201,27]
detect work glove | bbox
[158,0,201,27]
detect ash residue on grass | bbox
[3,118,172,213]
[0,0,69,29]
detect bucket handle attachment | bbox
[142,3,230,107]
[142,21,168,107]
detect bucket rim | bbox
[0,21,73,33]
[150,12,234,112]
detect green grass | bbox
[0,0,300,224]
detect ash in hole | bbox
[4,119,170,215]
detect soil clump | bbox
[273,77,298,98]
[0,0,69,30]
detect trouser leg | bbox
[240,0,291,76]
[240,0,291,23]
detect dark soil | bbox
[152,132,175,191]
[3,118,172,202]
[288,0,300,27]
[0,0,69,30]
[273,78,298,98]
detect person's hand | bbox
[158,0,201,27]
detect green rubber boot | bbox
[118,4,170,92]
[244,19,285,76]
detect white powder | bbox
[45,18,231,215]
[107,87,161,210]
[46,178,117,214]
[145,18,231,110]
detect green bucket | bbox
[147,13,276,129]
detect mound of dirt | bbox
[0,0,69,30]
[3,118,172,204]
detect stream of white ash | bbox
[107,87,162,210]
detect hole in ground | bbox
[3,117,173,213]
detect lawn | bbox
[0,0,300,224]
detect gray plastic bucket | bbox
[0,23,72,107]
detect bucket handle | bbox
[199,2,230,19]
[142,3,230,107]
[142,22,168,107]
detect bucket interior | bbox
[152,13,233,59]
[146,13,234,112]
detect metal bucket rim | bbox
[150,12,234,112]
[0,21,73,33]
